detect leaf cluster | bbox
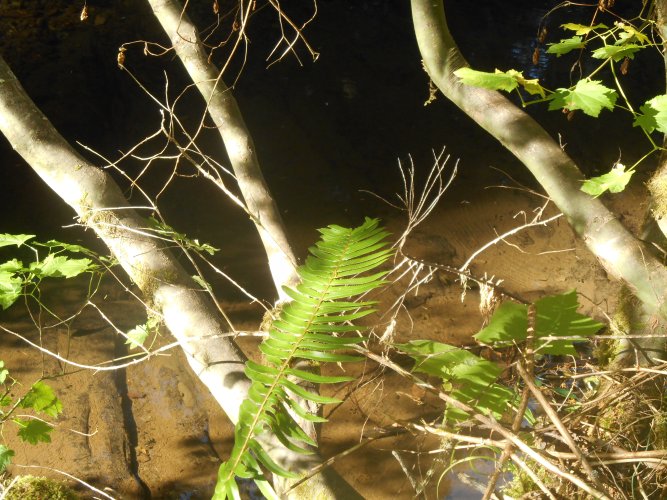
[399,291,602,425]
[214,218,392,499]
[454,13,665,197]
[0,362,63,472]
[0,234,110,311]
[475,291,603,355]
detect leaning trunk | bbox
[0,56,359,499]
[147,0,300,300]
[411,0,667,364]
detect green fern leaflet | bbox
[214,218,392,499]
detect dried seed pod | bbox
[80,4,88,21]
[599,0,615,11]
[538,26,548,44]
[117,47,126,69]
[532,47,540,66]
[567,110,576,121]
[620,57,630,75]
[212,0,219,14]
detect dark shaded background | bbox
[0,0,658,297]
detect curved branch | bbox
[411,0,667,324]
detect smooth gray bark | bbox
[411,0,667,327]
[145,2,362,496]
[648,0,667,238]
[0,55,249,425]
[0,56,359,499]
[148,0,299,301]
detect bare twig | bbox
[515,362,602,489]
[459,208,562,274]
[0,323,264,372]
[360,347,611,499]
[482,305,536,499]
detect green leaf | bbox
[399,340,480,378]
[15,418,53,444]
[474,302,528,346]
[560,23,608,36]
[254,477,279,500]
[0,271,22,310]
[454,67,519,92]
[616,22,650,45]
[547,36,586,56]
[0,360,8,384]
[548,79,618,117]
[126,317,160,350]
[0,445,14,472]
[520,77,546,99]
[634,95,667,134]
[0,234,35,248]
[591,43,641,62]
[533,291,603,355]
[126,325,150,350]
[216,218,392,497]
[581,163,633,197]
[453,68,545,98]
[0,259,24,273]
[191,239,218,255]
[192,275,213,292]
[398,340,518,423]
[447,382,516,422]
[30,255,93,279]
[20,381,63,418]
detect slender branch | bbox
[460,212,562,273]
[515,362,600,486]
[412,422,667,463]
[147,0,300,299]
[361,348,611,499]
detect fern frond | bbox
[214,218,391,498]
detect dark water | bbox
[0,0,660,232]
[1,1,656,241]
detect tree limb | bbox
[647,1,667,240]
[411,0,667,327]
[147,0,300,300]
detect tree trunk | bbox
[0,56,359,499]
[147,0,299,301]
[411,0,667,362]
[647,0,667,240]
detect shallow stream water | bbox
[0,1,657,498]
